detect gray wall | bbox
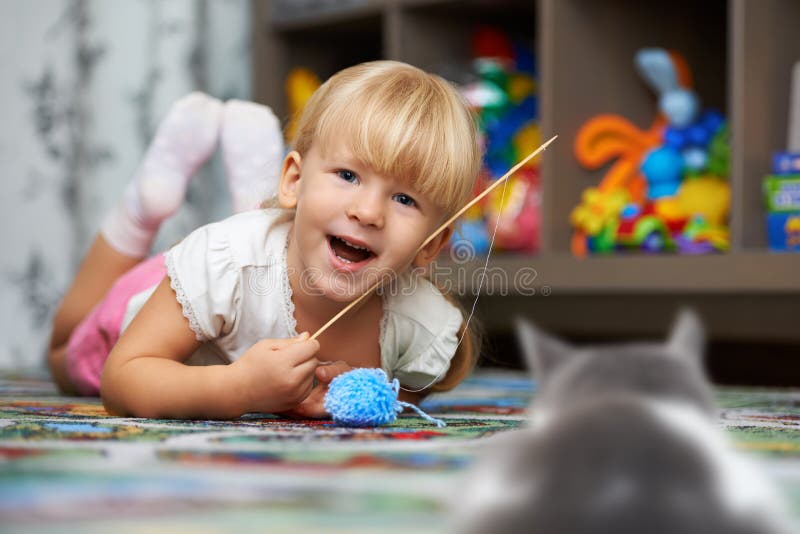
[0,0,252,367]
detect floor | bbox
[1,368,798,533]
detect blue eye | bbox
[336,169,358,184]
[393,193,416,207]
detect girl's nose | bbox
[346,192,384,229]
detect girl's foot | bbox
[101,92,222,257]
[221,100,285,213]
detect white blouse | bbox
[120,208,464,389]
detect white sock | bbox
[221,100,285,213]
[101,92,222,257]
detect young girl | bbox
[47,60,482,420]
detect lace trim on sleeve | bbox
[279,228,299,337]
[165,249,209,342]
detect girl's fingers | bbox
[301,375,316,400]
[268,332,310,351]
[288,368,316,406]
[293,353,320,380]
[284,339,320,366]
[315,360,351,382]
[294,396,328,419]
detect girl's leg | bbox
[48,235,141,393]
[50,236,142,349]
[221,100,285,213]
[48,92,223,393]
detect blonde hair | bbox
[429,294,483,394]
[264,60,483,392]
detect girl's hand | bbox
[233,332,320,415]
[281,361,353,419]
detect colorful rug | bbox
[1,368,799,533]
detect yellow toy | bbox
[285,68,321,142]
[675,176,730,226]
[514,123,542,171]
[571,188,631,237]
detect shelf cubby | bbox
[251,1,384,125]
[730,0,800,250]
[388,0,535,75]
[539,0,728,253]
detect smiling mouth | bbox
[328,235,376,264]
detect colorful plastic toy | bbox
[773,152,800,175]
[453,26,540,255]
[574,114,663,201]
[616,207,673,253]
[764,155,800,252]
[676,176,731,226]
[764,175,800,212]
[570,48,731,256]
[571,188,631,237]
[285,67,321,141]
[767,213,800,251]
[635,48,698,128]
[676,216,729,253]
[485,168,540,252]
[641,146,684,199]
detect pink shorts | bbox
[65,252,167,396]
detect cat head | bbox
[514,310,716,417]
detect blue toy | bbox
[766,212,800,251]
[659,88,699,128]
[324,368,446,428]
[773,152,800,175]
[661,110,725,176]
[682,147,708,172]
[634,48,699,128]
[664,127,688,150]
[686,123,711,146]
[452,219,491,256]
[641,146,684,199]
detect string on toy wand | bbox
[310,134,558,342]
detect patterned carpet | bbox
[1,368,799,533]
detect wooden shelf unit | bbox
[252,0,800,341]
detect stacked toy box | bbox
[764,62,800,252]
[765,153,800,252]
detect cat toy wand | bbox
[310,134,558,341]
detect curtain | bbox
[0,0,252,367]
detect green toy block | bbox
[763,175,800,212]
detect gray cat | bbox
[449,311,792,534]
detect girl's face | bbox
[279,139,452,302]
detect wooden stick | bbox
[310,134,558,340]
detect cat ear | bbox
[667,309,706,361]
[514,316,571,380]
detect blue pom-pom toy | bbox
[324,368,446,428]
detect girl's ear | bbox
[278,151,303,209]
[413,226,453,267]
